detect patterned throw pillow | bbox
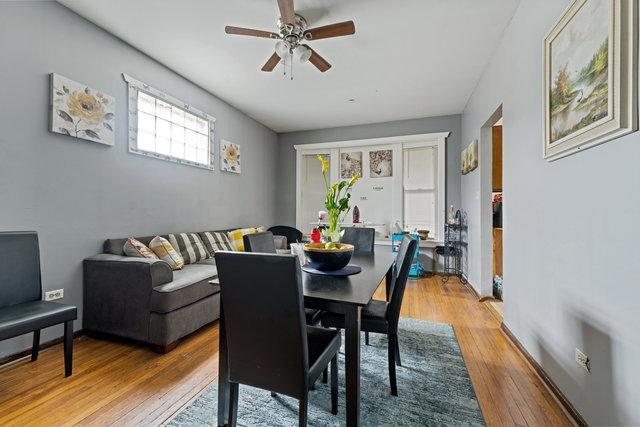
[123,237,158,259]
[149,236,184,270]
[227,227,265,252]
[168,233,211,265]
[199,231,234,254]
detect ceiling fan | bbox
[224,0,355,73]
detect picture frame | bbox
[220,140,241,173]
[543,0,637,161]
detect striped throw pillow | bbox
[168,233,211,265]
[227,227,264,252]
[149,236,184,270]
[199,231,234,254]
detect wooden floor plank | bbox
[0,276,572,426]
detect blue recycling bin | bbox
[391,233,422,278]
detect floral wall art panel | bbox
[221,140,241,173]
[50,73,115,146]
[340,151,362,178]
[369,149,392,178]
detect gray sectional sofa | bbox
[83,230,286,353]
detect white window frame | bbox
[122,73,216,170]
[294,132,448,243]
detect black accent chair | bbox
[341,227,376,253]
[322,235,417,396]
[215,251,341,426]
[268,225,303,249]
[244,231,322,326]
[0,231,77,376]
[243,231,278,253]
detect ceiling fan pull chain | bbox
[290,54,294,80]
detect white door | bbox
[300,154,330,233]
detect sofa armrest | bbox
[84,254,173,287]
[82,254,173,341]
[273,235,288,250]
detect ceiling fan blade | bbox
[304,45,331,72]
[277,0,296,27]
[303,21,355,40]
[261,52,282,72]
[225,26,279,39]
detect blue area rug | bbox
[169,318,485,426]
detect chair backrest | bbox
[0,231,42,308]
[243,231,277,254]
[268,226,303,249]
[215,251,309,398]
[341,227,375,253]
[386,235,418,329]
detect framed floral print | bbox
[221,140,241,173]
[544,0,636,160]
[50,73,115,146]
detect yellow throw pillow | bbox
[227,227,263,252]
[149,236,184,270]
[123,237,158,259]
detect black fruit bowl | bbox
[303,243,354,271]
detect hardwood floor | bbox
[0,276,572,426]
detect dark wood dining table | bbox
[216,250,397,427]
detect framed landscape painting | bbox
[544,0,636,160]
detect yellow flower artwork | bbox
[221,140,241,173]
[50,73,115,146]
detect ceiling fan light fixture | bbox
[295,45,311,63]
[275,40,290,57]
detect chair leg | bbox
[330,354,338,415]
[365,331,370,346]
[388,333,398,396]
[322,366,328,383]
[299,395,308,426]
[31,330,40,361]
[394,333,402,367]
[63,321,73,377]
[228,382,239,427]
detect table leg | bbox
[385,265,393,302]
[345,305,362,426]
[217,302,229,426]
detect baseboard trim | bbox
[0,330,84,367]
[499,323,587,427]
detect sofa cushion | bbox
[168,233,210,265]
[199,231,234,254]
[149,236,184,270]
[123,237,159,259]
[104,235,157,256]
[227,227,264,252]
[150,263,219,313]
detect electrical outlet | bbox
[575,348,590,372]
[45,289,64,301]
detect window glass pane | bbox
[156,138,171,156]
[171,141,184,159]
[196,134,208,151]
[138,112,155,133]
[171,107,185,126]
[156,100,172,121]
[156,118,171,139]
[137,131,155,152]
[196,118,208,134]
[171,124,184,144]
[185,129,198,147]
[138,92,155,114]
[185,113,198,131]
[184,145,197,162]
[196,149,208,165]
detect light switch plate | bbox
[45,289,64,301]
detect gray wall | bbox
[276,115,462,226]
[0,2,278,357]
[460,0,640,424]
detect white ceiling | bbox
[58,0,520,133]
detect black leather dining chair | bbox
[0,231,77,376]
[244,232,322,326]
[268,225,303,249]
[340,227,375,253]
[215,251,341,426]
[321,235,417,396]
[243,231,277,253]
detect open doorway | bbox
[477,106,503,321]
